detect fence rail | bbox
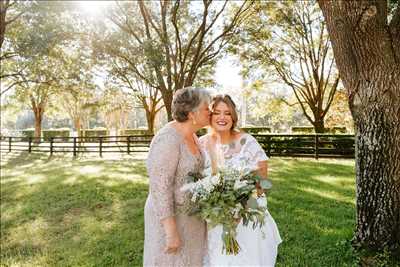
[0,135,153,157]
[253,134,355,159]
[0,134,355,158]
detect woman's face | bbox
[193,101,211,128]
[211,101,233,133]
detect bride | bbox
[200,94,282,266]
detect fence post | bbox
[99,137,103,157]
[73,137,77,157]
[127,136,131,155]
[314,134,319,160]
[50,137,54,156]
[28,137,32,153]
[8,137,11,152]
[266,136,271,157]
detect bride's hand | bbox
[165,232,182,254]
[255,182,265,197]
[257,187,265,197]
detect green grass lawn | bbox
[1,152,358,266]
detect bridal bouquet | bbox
[181,167,272,255]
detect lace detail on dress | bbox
[144,124,207,267]
[200,133,268,174]
[146,129,181,220]
[199,133,281,267]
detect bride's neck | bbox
[214,130,233,144]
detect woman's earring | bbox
[192,118,197,125]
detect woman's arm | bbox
[257,160,268,179]
[147,133,182,253]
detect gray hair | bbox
[172,87,211,122]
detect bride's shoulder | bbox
[237,132,259,145]
[235,131,251,141]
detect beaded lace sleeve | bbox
[146,131,181,220]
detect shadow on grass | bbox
[268,158,357,267]
[1,154,358,266]
[1,152,148,266]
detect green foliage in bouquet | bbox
[181,168,273,255]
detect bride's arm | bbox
[255,160,269,196]
[256,160,268,178]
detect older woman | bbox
[143,87,211,266]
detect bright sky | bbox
[213,57,243,94]
[76,1,113,15]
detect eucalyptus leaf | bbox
[247,196,258,209]
[260,179,273,189]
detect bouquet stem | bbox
[222,225,240,255]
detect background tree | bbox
[13,51,62,139]
[55,19,100,138]
[0,0,25,52]
[93,27,164,134]
[0,0,27,94]
[318,0,400,255]
[108,72,163,135]
[233,1,339,133]
[241,79,309,132]
[7,2,75,139]
[100,87,133,136]
[109,68,163,135]
[324,88,354,132]
[107,0,254,120]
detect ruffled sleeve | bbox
[241,134,268,170]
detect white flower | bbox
[233,179,248,190]
[251,189,258,198]
[232,203,243,218]
[210,174,220,185]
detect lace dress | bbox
[143,124,206,267]
[200,133,282,267]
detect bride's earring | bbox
[192,118,197,125]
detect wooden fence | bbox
[0,134,355,159]
[252,134,355,159]
[0,135,153,157]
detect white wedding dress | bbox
[199,133,282,267]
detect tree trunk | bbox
[162,90,173,121]
[354,102,400,250]
[145,109,155,135]
[0,0,6,50]
[33,108,43,142]
[74,118,82,138]
[318,0,400,252]
[313,119,325,133]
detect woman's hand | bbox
[165,231,182,254]
[162,217,182,254]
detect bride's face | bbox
[211,102,233,133]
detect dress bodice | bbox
[199,133,268,175]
